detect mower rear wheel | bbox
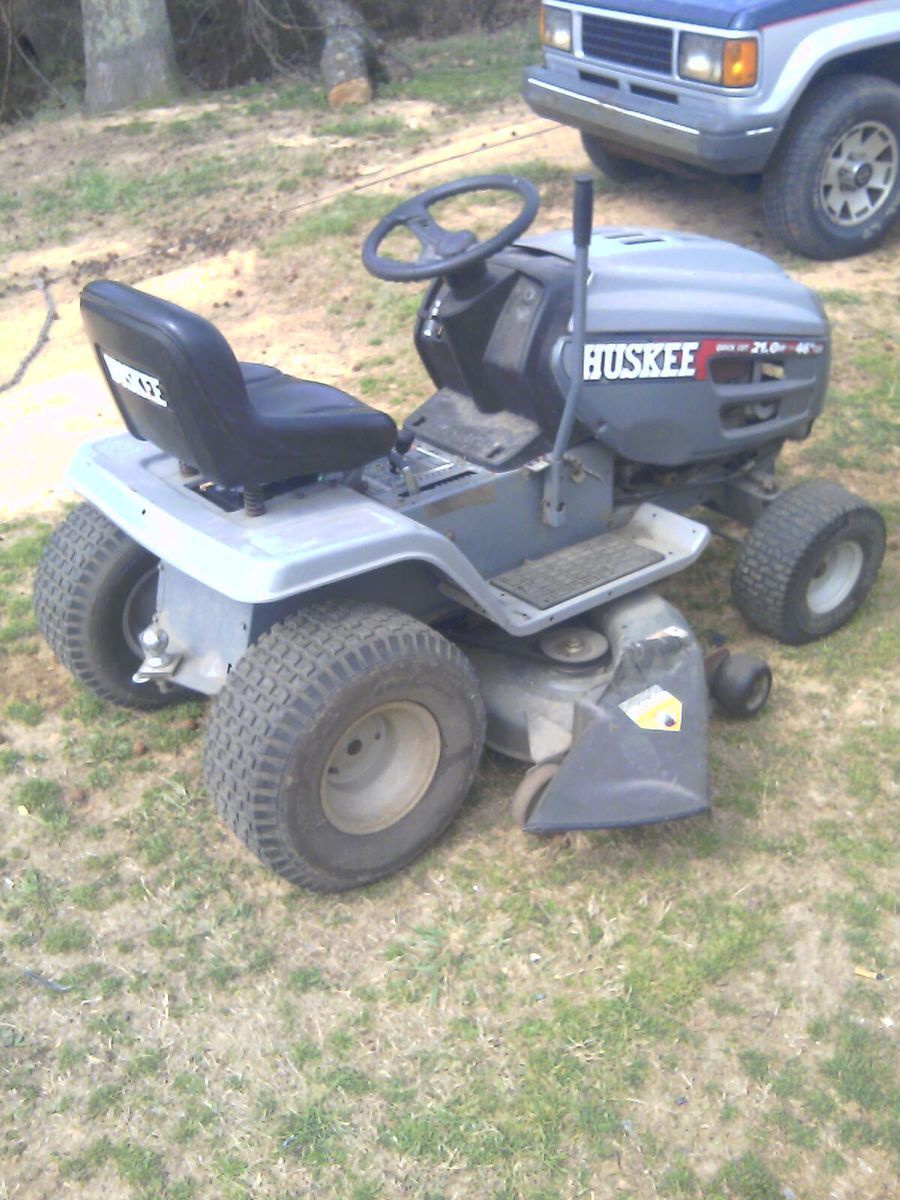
[33,502,184,710]
[205,602,485,892]
[710,652,772,718]
[732,481,885,644]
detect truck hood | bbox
[572,0,869,32]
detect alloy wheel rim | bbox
[819,120,897,226]
[320,701,441,835]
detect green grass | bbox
[5,150,276,252]
[799,321,899,473]
[12,778,66,830]
[316,113,407,139]
[0,526,52,573]
[276,149,327,192]
[382,24,540,110]
[0,191,21,217]
[116,118,157,137]
[162,112,225,143]
[31,157,238,225]
[237,77,326,116]
[267,191,391,250]
[6,699,44,726]
[44,920,91,952]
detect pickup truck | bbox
[523,1,900,259]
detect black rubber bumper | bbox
[523,67,778,176]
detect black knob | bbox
[395,427,415,455]
[573,174,594,249]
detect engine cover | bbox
[524,229,831,466]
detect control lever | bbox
[388,427,415,472]
[543,174,593,527]
[388,427,420,494]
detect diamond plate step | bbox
[491,531,664,610]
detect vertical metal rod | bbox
[543,175,594,527]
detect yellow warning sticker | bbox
[619,684,683,731]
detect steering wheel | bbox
[362,174,540,283]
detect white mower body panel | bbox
[67,434,711,641]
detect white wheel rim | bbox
[320,701,441,835]
[511,761,559,828]
[744,672,771,714]
[122,565,159,657]
[806,540,864,614]
[819,120,897,227]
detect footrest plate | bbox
[492,533,664,610]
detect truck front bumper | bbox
[524,66,778,176]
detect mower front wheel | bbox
[710,653,772,718]
[732,481,885,644]
[33,502,184,710]
[204,602,485,892]
[510,761,559,829]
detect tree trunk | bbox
[305,0,378,109]
[81,0,182,114]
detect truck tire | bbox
[205,601,485,892]
[732,481,885,644]
[762,75,900,260]
[582,133,655,184]
[34,502,183,710]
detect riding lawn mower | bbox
[34,174,886,892]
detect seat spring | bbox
[243,487,266,517]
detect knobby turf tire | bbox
[33,501,182,710]
[204,601,486,893]
[761,75,900,260]
[732,481,885,645]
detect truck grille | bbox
[581,14,673,76]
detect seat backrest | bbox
[81,280,250,481]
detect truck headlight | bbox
[678,33,758,87]
[540,5,573,53]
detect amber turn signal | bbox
[722,39,758,88]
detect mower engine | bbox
[409,225,829,503]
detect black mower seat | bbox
[81,280,397,488]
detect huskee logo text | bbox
[102,352,167,407]
[584,341,700,382]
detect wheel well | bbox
[769,50,899,162]
[808,45,900,90]
[253,560,462,643]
